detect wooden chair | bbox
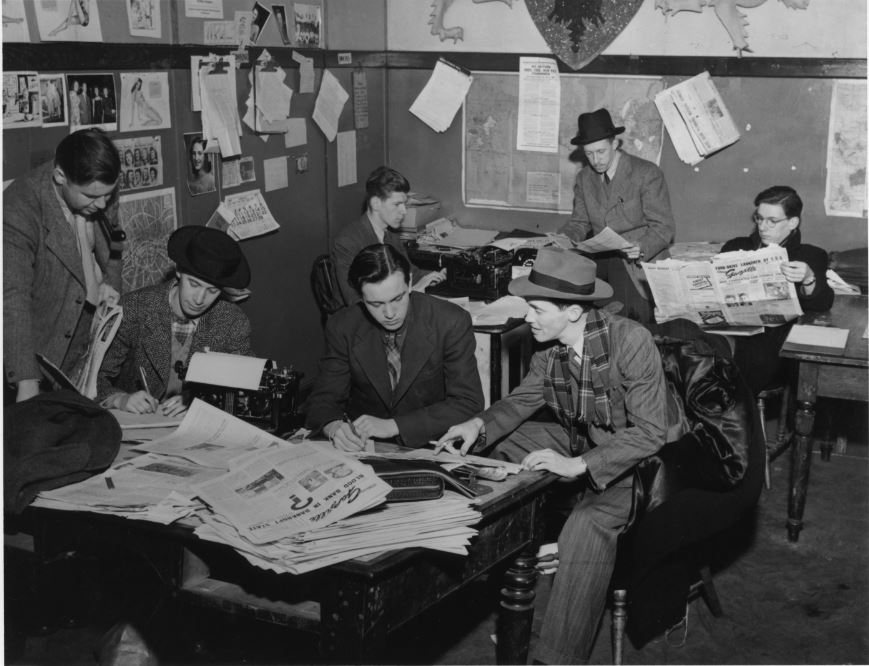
[610,329,766,664]
[756,384,792,489]
[309,254,344,325]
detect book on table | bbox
[781,324,850,357]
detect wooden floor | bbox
[6,438,868,665]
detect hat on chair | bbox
[570,108,625,146]
[168,226,251,289]
[508,248,613,301]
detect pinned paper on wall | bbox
[119,72,170,132]
[2,0,32,42]
[185,0,223,19]
[191,54,236,111]
[220,155,256,189]
[312,70,348,143]
[127,0,160,38]
[244,50,293,138]
[284,117,307,148]
[223,189,280,240]
[35,0,103,42]
[204,21,238,45]
[409,58,472,133]
[292,50,315,94]
[336,130,357,187]
[264,156,289,192]
[199,58,242,156]
[353,69,369,130]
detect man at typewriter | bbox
[331,166,445,307]
[435,248,670,665]
[306,243,483,450]
[96,226,252,416]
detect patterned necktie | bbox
[384,332,401,391]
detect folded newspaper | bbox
[642,245,803,328]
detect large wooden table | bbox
[779,295,868,542]
[28,464,557,664]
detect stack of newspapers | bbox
[33,400,481,574]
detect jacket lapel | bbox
[40,173,86,288]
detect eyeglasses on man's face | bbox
[752,213,790,227]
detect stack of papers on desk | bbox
[33,400,483,574]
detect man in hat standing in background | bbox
[435,248,672,665]
[561,107,675,322]
[96,226,253,416]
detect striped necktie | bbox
[384,332,401,391]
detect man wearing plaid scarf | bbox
[436,247,670,665]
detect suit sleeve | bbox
[561,173,592,243]
[3,182,42,384]
[481,350,549,442]
[798,245,834,312]
[393,310,484,446]
[635,165,675,259]
[304,316,353,432]
[581,325,668,489]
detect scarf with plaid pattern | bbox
[542,308,613,453]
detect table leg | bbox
[496,551,537,665]
[788,398,816,542]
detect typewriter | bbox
[179,353,303,437]
[407,242,514,302]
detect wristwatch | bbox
[803,275,816,287]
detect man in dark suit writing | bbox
[306,243,484,450]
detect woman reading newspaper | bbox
[721,186,833,393]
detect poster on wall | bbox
[249,2,271,45]
[126,0,161,38]
[272,5,291,45]
[118,187,177,293]
[65,73,117,131]
[293,3,321,47]
[2,71,41,129]
[824,80,868,218]
[185,0,223,19]
[114,136,164,193]
[119,72,171,132]
[184,133,218,196]
[39,74,68,127]
[35,0,103,42]
[2,0,32,42]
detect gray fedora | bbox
[509,248,613,301]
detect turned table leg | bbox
[497,552,538,665]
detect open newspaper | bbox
[642,245,803,328]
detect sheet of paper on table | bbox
[468,295,529,326]
[185,351,268,390]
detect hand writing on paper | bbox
[114,390,158,414]
[323,419,366,452]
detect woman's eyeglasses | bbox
[752,213,789,227]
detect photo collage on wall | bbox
[115,136,164,193]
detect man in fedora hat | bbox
[561,107,675,322]
[96,226,253,416]
[435,248,671,664]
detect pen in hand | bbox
[138,366,152,396]
[344,412,374,453]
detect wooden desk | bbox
[474,319,533,407]
[779,295,868,542]
[28,468,557,664]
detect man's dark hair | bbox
[348,244,411,294]
[362,166,410,213]
[754,185,803,219]
[54,128,121,186]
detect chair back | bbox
[310,254,344,323]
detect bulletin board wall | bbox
[386,67,867,253]
[3,42,386,381]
